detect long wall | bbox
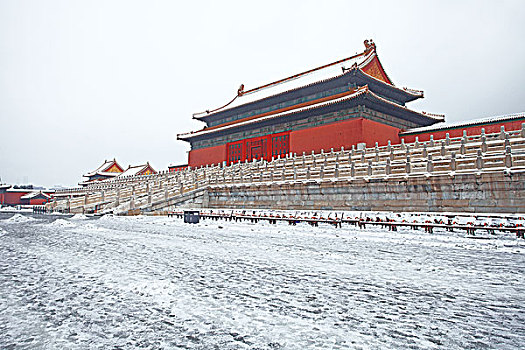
[401,118,525,143]
[205,171,525,213]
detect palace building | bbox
[81,159,124,185]
[80,159,157,186]
[178,40,445,167]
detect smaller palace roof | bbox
[83,159,124,178]
[119,163,157,177]
[20,191,51,200]
[401,112,525,135]
[193,40,422,120]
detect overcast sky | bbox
[1,0,524,187]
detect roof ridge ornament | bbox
[237,84,245,97]
[364,39,376,54]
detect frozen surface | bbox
[0,213,524,349]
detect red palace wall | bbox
[1,191,53,206]
[290,118,400,154]
[3,192,27,206]
[189,144,227,168]
[29,198,48,206]
[186,118,523,168]
[401,119,525,143]
[187,118,402,167]
[168,165,188,172]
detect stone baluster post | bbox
[476,150,484,170]
[440,140,446,157]
[426,154,434,173]
[334,163,339,178]
[446,133,451,146]
[481,134,488,153]
[351,161,355,178]
[430,135,435,147]
[415,137,419,148]
[387,140,392,153]
[386,158,391,175]
[521,123,525,138]
[401,138,406,150]
[460,138,466,155]
[500,126,506,140]
[405,155,411,174]
[320,165,324,179]
[505,146,513,168]
[423,143,428,158]
[307,166,311,179]
[367,160,373,176]
[450,152,456,171]
[504,139,510,151]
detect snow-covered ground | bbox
[0,212,524,349]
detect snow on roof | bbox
[193,42,424,121]
[118,163,156,177]
[20,191,51,200]
[6,188,33,193]
[401,112,525,135]
[179,86,443,140]
[83,159,123,177]
[194,49,381,119]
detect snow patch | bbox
[70,214,89,220]
[48,218,76,228]
[4,213,35,223]
[98,214,115,221]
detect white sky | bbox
[1,0,524,187]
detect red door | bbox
[228,142,243,164]
[246,139,267,161]
[271,134,289,158]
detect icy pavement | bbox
[0,213,524,349]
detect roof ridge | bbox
[193,42,378,120]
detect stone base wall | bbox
[205,171,525,213]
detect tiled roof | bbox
[83,159,123,177]
[118,163,156,177]
[179,86,443,140]
[401,112,525,135]
[193,41,420,120]
[20,191,51,200]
